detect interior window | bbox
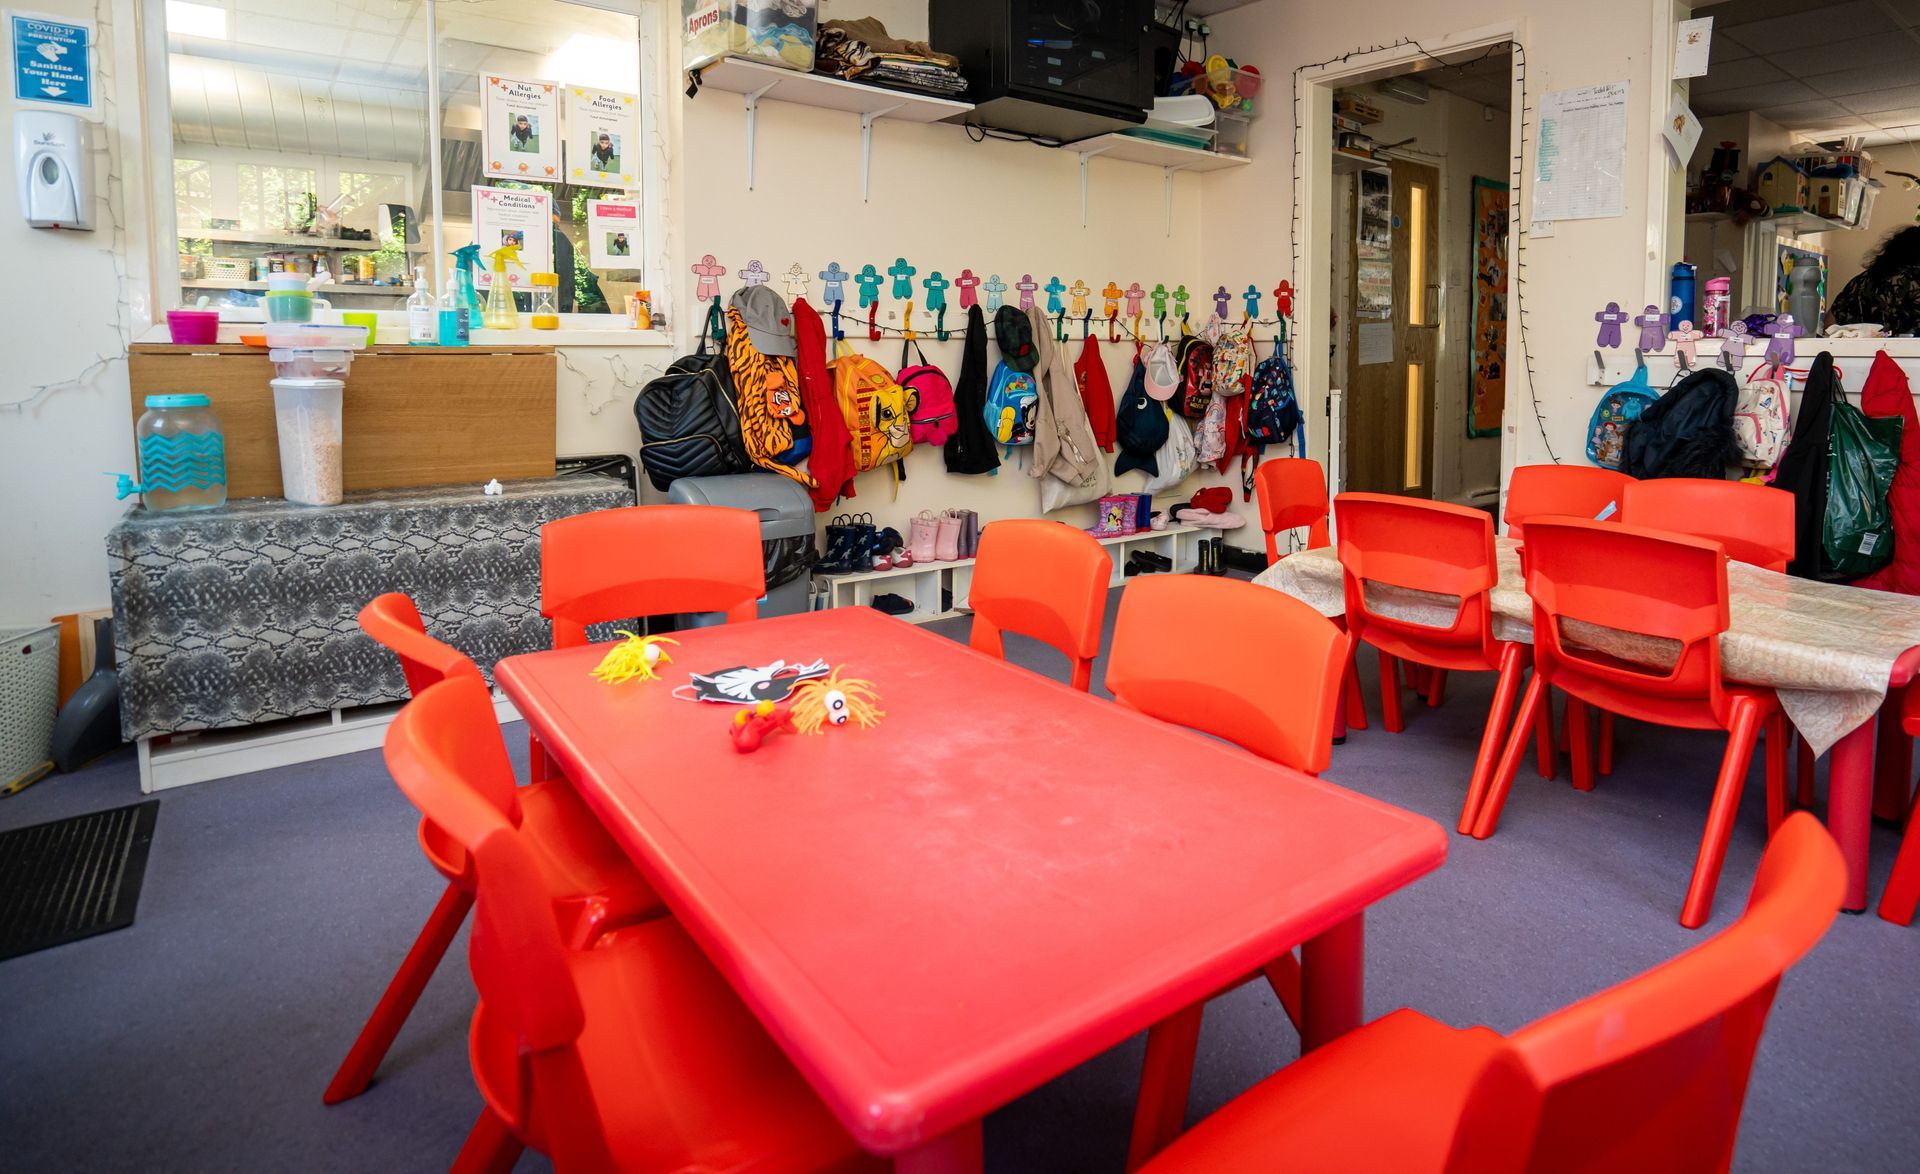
[163,0,648,318]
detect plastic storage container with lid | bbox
[272,379,345,506]
[683,0,818,73]
[530,271,560,330]
[117,394,228,511]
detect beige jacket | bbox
[1026,306,1106,509]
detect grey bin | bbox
[666,473,817,626]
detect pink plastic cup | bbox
[167,309,220,344]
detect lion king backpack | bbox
[828,340,913,481]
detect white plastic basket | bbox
[1,624,60,786]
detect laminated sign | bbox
[568,87,640,190]
[10,12,93,108]
[482,76,560,180]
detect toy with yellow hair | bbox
[789,667,885,735]
[589,632,679,684]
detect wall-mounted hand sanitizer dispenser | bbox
[16,110,94,230]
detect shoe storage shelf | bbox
[817,524,1210,624]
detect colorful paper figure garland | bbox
[818,262,849,305]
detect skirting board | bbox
[136,692,522,793]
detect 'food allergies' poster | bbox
[482,75,559,181]
[587,200,641,268]
[568,87,640,190]
[472,186,552,290]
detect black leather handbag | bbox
[633,302,751,491]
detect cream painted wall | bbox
[1204,0,1679,479]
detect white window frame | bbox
[137,0,673,324]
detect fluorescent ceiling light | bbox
[167,1,228,40]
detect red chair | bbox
[323,594,661,1106]
[1253,457,1331,565]
[1472,519,1790,929]
[968,519,1111,691]
[1138,812,1844,1172]
[1621,477,1794,573]
[533,504,767,780]
[1253,459,1370,733]
[1107,573,1350,1168]
[384,675,878,1174]
[1334,493,1531,834]
[1503,463,1630,541]
[1877,683,1920,925]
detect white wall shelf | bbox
[691,57,973,198]
[817,525,1210,625]
[1331,149,1383,173]
[182,279,411,297]
[179,227,425,251]
[1071,133,1248,231]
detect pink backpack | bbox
[898,338,958,446]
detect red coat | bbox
[1854,351,1920,594]
[792,299,854,512]
[1074,335,1117,452]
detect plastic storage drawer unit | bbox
[666,473,816,624]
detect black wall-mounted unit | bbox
[930,0,1156,143]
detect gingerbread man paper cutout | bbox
[922,271,949,312]
[983,274,1008,312]
[955,269,981,310]
[691,254,725,301]
[1043,276,1065,315]
[818,262,849,305]
[1068,280,1091,318]
[1719,321,1750,369]
[1016,274,1038,311]
[1151,283,1170,319]
[1764,314,1802,366]
[1172,284,1191,318]
[1273,280,1294,318]
[1594,301,1627,348]
[1669,320,1703,366]
[887,257,916,300]
[1634,305,1667,352]
[1124,282,1146,317]
[737,259,770,287]
[1243,284,1262,319]
[1101,281,1124,319]
[1212,285,1231,320]
[853,264,883,309]
[782,263,810,302]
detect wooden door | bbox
[1345,159,1440,497]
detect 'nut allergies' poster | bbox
[483,75,560,181]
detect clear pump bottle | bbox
[406,265,436,346]
[437,267,471,346]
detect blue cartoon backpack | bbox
[1245,336,1301,448]
[985,359,1039,454]
[1587,365,1659,470]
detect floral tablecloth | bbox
[1253,538,1920,754]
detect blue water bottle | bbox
[1669,261,1698,328]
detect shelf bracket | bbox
[741,80,778,190]
[1077,142,1115,227]
[859,104,905,203]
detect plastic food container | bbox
[683,0,818,73]
[1214,111,1252,158]
[264,323,369,350]
[267,348,355,379]
[166,309,220,344]
[272,378,345,506]
[124,393,227,511]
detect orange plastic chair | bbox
[1107,573,1350,1167]
[1621,477,1795,572]
[1876,685,1920,924]
[534,504,766,780]
[323,595,661,1106]
[1334,493,1532,834]
[1503,463,1631,541]
[1138,812,1843,1172]
[1254,458,1332,565]
[383,675,878,1174]
[968,519,1111,691]
[1472,519,1790,929]
[541,504,767,647]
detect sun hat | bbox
[1145,341,1180,401]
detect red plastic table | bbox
[496,608,1447,1170]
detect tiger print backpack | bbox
[723,306,815,489]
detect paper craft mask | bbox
[677,659,832,704]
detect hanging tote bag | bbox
[1823,399,1902,580]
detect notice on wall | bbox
[568,87,641,190]
[482,76,560,181]
[1356,258,1393,320]
[1662,91,1702,166]
[10,11,93,107]
[1357,322,1394,366]
[1672,16,1713,80]
[586,199,641,268]
[1531,81,1628,223]
[472,186,552,290]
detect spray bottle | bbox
[484,243,523,330]
[451,243,483,318]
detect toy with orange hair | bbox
[789,667,885,735]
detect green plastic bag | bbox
[1823,401,1902,579]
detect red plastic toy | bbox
[1138,813,1844,1171]
[729,700,795,753]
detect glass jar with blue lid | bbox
[118,394,227,511]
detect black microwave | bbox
[930,0,1159,142]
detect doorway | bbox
[1314,44,1517,507]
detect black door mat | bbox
[0,800,159,961]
